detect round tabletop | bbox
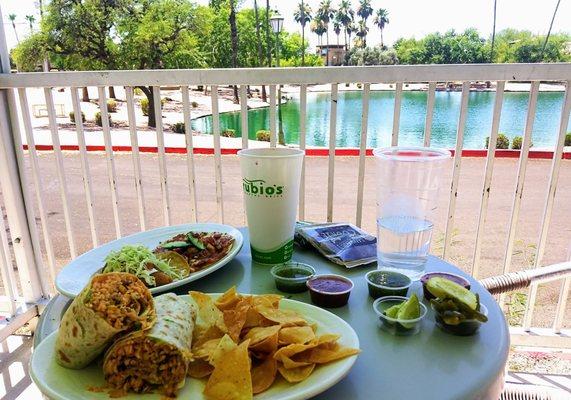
[35,228,509,400]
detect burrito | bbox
[55,272,155,369]
[103,293,196,397]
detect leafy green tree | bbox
[117,0,203,126]
[373,8,389,48]
[9,14,19,44]
[347,45,397,65]
[294,1,312,66]
[11,32,48,71]
[253,0,267,100]
[316,0,335,66]
[279,32,323,66]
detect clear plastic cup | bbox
[373,147,451,280]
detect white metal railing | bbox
[0,56,570,345]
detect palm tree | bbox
[316,0,335,66]
[373,8,389,48]
[25,15,35,34]
[311,20,327,47]
[333,19,342,46]
[336,0,354,50]
[294,1,312,66]
[355,19,369,48]
[265,0,271,67]
[356,0,373,46]
[346,20,357,50]
[540,0,562,61]
[8,14,19,44]
[489,0,498,62]
[253,0,267,101]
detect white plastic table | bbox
[35,228,509,400]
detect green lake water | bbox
[191,90,569,149]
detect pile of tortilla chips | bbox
[189,287,360,400]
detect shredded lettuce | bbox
[102,244,182,286]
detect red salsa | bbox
[308,277,352,293]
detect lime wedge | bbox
[384,303,402,319]
[426,277,477,311]
[397,294,421,329]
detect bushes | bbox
[69,111,85,123]
[511,136,523,149]
[107,99,118,113]
[221,129,235,138]
[95,111,112,127]
[256,130,271,142]
[565,133,571,146]
[485,133,510,149]
[191,101,199,108]
[140,97,165,116]
[171,122,185,134]
[134,88,143,96]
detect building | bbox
[316,44,347,66]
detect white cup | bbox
[238,148,304,264]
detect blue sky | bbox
[2,0,569,50]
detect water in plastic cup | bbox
[238,148,304,264]
[373,147,450,280]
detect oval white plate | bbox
[31,294,359,400]
[55,224,243,298]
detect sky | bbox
[1,0,570,51]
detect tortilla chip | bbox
[210,334,238,367]
[215,287,241,311]
[223,299,250,342]
[249,332,279,354]
[243,307,269,329]
[277,363,315,383]
[273,341,319,369]
[252,294,282,310]
[193,337,223,360]
[243,325,281,346]
[298,342,361,364]
[251,354,277,394]
[188,358,214,378]
[257,308,307,327]
[204,340,252,400]
[192,325,226,350]
[190,291,228,334]
[278,326,316,345]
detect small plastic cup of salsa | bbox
[365,270,412,299]
[306,274,354,308]
[373,296,428,336]
[420,272,471,301]
[270,262,316,293]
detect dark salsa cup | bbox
[306,274,354,308]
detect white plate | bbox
[31,295,359,400]
[55,224,243,298]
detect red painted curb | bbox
[22,145,571,159]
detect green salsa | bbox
[369,272,411,287]
[366,270,412,299]
[275,268,313,279]
[271,263,315,294]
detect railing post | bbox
[0,5,46,302]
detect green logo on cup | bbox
[242,178,284,198]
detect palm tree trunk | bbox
[380,29,384,48]
[253,0,267,101]
[325,29,330,66]
[540,0,562,61]
[229,0,239,103]
[301,24,306,66]
[490,0,497,62]
[12,24,19,43]
[82,87,90,102]
[108,87,116,99]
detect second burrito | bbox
[103,293,197,398]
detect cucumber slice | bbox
[160,241,191,250]
[187,233,205,250]
[426,277,478,311]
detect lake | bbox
[192,90,569,149]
